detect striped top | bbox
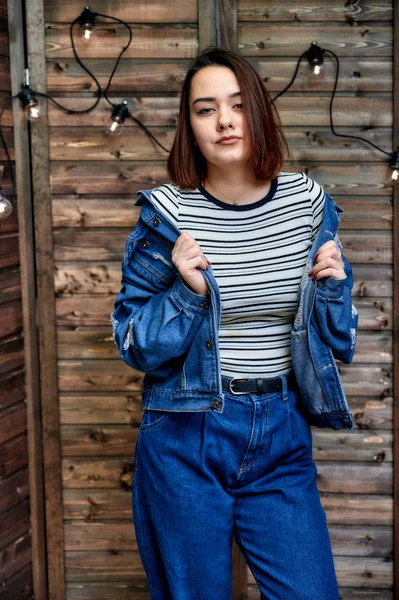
[146,171,325,378]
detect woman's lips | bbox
[217,138,241,145]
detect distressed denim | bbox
[132,373,340,600]
[111,189,358,430]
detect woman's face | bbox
[188,65,251,170]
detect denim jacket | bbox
[111,188,358,430]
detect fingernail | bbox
[312,275,317,281]
[207,260,211,265]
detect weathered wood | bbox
[62,457,134,489]
[49,163,394,195]
[66,581,150,600]
[0,499,30,550]
[249,555,393,588]
[46,57,392,93]
[44,0,197,23]
[0,561,34,600]
[0,532,32,591]
[0,232,20,268]
[0,368,25,410]
[0,335,24,375]
[239,23,392,56]
[48,127,391,162]
[26,0,64,596]
[0,466,30,514]
[198,0,217,50]
[316,463,392,495]
[238,1,392,22]
[0,434,28,478]
[392,0,399,591]
[0,402,27,445]
[45,23,197,58]
[0,299,23,338]
[0,268,21,304]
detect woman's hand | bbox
[309,241,347,281]
[172,232,210,295]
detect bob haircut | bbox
[167,46,289,190]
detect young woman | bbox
[112,46,356,599]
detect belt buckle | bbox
[228,377,249,395]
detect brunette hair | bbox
[167,46,289,189]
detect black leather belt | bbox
[222,372,297,395]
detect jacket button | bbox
[211,401,222,410]
[153,217,160,227]
[201,301,209,309]
[141,239,150,248]
[205,340,213,350]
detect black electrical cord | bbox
[323,48,392,158]
[272,46,393,161]
[272,51,308,102]
[94,12,132,108]
[0,99,16,204]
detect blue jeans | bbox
[132,373,340,599]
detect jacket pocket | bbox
[129,229,177,287]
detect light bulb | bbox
[25,101,41,122]
[306,41,325,79]
[105,101,129,137]
[390,149,399,181]
[80,23,95,43]
[78,6,96,44]
[0,190,12,218]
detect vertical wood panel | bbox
[392,0,398,596]
[7,0,47,596]
[25,0,64,598]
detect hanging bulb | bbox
[0,188,12,219]
[78,6,96,43]
[17,84,41,122]
[306,41,325,78]
[105,100,129,136]
[390,149,399,181]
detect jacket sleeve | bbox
[111,224,210,374]
[310,251,358,364]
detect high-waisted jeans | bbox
[132,373,340,599]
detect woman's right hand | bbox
[172,232,210,296]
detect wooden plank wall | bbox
[40,0,394,598]
[0,0,34,597]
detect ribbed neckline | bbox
[197,177,278,211]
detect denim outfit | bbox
[111,187,358,599]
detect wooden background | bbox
[0,0,35,596]
[5,0,396,598]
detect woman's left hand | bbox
[309,241,347,281]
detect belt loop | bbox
[281,375,288,402]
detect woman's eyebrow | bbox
[192,91,241,106]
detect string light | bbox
[390,149,399,181]
[78,5,96,43]
[105,100,129,136]
[0,187,12,219]
[17,82,41,122]
[272,41,396,181]
[306,41,325,78]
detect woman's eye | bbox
[197,104,243,115]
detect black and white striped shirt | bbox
[146,171,325,377]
